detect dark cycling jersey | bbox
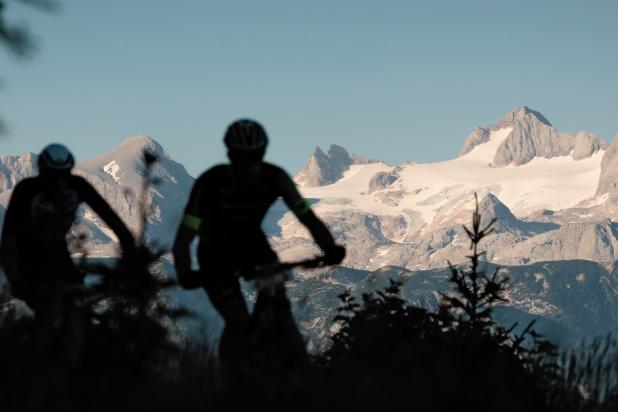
[174,156,342,385]
[2,174,133,247]
[0,174,134,299]
[182,163,333,273]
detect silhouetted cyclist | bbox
[0,143,135,352]
[173,119,345,383]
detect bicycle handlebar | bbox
[177,256,329,290]
[252,257,326,276]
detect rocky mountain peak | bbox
[573,131,606,160]
[495,106,552,128]
[460,107,604,166]
[458,127,492,157]
[478,193,520,229]
[114,135,168,159]
[596,134,618,196]
[0,152,38,193]
[295,144,377,187]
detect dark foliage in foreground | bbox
[309,195,617,412]
[313,194,551,412]
[1,177,617,411]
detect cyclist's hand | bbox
[178,270,202,290]
[323,244,346,265]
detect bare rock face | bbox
[458,127,491,157]
[492,108,574,167]
[76,135,194,251]
[295,144,376,187]
[596,134,618,196]
[0,153,37,192]
[495,106,552,128]
[368,171,398,193]
[502,221,618,268]
[295,145,353,187]
[459,106,605,167]
[479,192,520,230]
[0,153,38,234]
[573,131,606,160]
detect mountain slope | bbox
[75,136,194,253]
[272,107,615,278]
[459,106,605,166]
[295,144,378,187]
[292,125,603,239]
[290,259,617,350]
[596,134,618,197]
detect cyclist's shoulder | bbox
[194,164,228,185]
[262,161,283,172]
[67,174,96,193]
[193,164,229,189]
[14,175,38,187]
[68,174,89,186]
[11,176,41,194]
[261,162,291,179]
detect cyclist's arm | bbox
[0,232,18,269]
[0,182,29,295]
[277,170,338,251]
[172,226,196,277]
[0,233,19,296]
[77,177,135,251]
[173,175,206,277]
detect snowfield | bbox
[103,160,121,183]
[300,127,605,228]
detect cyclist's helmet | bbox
[38,143,75,173]
[224,119,268,161]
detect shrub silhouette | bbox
[314,194,557,412]
[310,194,618,412]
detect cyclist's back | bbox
[187,162,303,272]
[173,119,345,385]
[0,144,135,367]
[0,144,135,303]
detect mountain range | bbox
[1,106,617,346]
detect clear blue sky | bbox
[1,0,617,176]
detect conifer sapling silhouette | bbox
[439,193,508,334]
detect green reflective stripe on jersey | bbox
[181,214,202,231]
[294,198,311,215]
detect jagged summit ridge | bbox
[115,135,168,157]
[459,106,605,166]
[0,152,37,193]
[596,134,618,197]
[295,144,377,187]
[496,106,552,128]
[479,193,518,226]
[74,136,193,252]
[78,136,179,185]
